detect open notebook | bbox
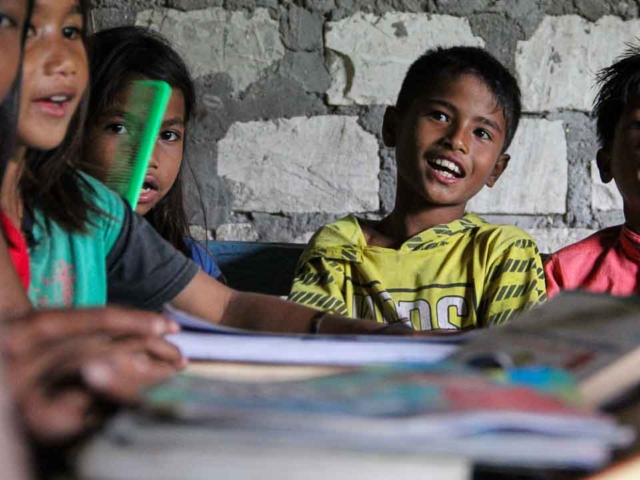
[163,305,469,366]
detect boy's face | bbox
[383,74,510,210]
[597,97,640,211]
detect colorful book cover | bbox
[143,363,629,442]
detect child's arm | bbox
[170,270,388,334]
[480,237,547,327]
[288,257,350,316]
[106,200,403,334]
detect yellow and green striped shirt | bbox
[289,214,546,330]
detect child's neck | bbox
[365,203,466,249]
[1,147,27,229]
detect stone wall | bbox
[92,0,638,253]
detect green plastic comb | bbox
[105,79,171,210]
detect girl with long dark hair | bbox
[84,26,223,280]
[0,0,184,450]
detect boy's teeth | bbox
[433,158,462,176]
[50,96,68,103]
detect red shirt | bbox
[545,225,640,299]
[0,213,29,290]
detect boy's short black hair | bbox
[395,46,521,152]
[593,44,640,150]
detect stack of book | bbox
[80,363,632,479]
[79,292,640,479]
[453,291,640,409]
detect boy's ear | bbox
[485,154,510,188]
[382,106,398,148]
[596,148,613,183]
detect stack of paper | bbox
[164,306,465,366]
[80,413,472,480]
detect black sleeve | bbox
[107,205,199,311]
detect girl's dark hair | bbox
[20,0,99,233]
[0,0,34,181]
[85,26,198,257]
[396,46,522,153]
[593,43,640,150]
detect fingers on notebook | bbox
[2,309,184,444]
[82,347,180,402]
[1,307,180,357]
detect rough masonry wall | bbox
[92,0,639,252]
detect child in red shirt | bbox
[545,46,640,298]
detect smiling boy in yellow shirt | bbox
[289,47,546,331]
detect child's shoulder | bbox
[77,172,126,217]
[185,238,224,281]
[308,215,365,248]
[300,215,365,263]
[72,173,127,248]
[459,215,541,267]
[465,214,536,248]
[549,225,622,261]
[32,172,126,237]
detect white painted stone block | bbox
[325,13,484,105]
[216,223,260,241]
[517,15,640,112]
[292,232,315,244]
[136,8,284,93]
[591,160,623,211]
[189,225,213,241]
[467,119,568,214]
[527,228,595,254]
[218,116,380,213]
